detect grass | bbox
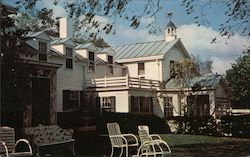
[160,134,244,146]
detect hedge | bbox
[221,115,250,137]
[96,112,171,134]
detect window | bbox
[164,97,173,117]
[138,62,145,75]
[170,60,176,78]
[39,41,47,61]
[63,90,80,110]
[130,96,153,113]
[108,55,113,74]
[39,42,47,53]
[100,96,115,113]
[66,47,73,69]
[88,51,95,72]
[39,54,47,61]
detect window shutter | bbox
[63,90,70,110]
[80,91,86,108]
[150,97,154,114]
[130,96,134,112]
[110,96,116,112]
[96,97,101,115]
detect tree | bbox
[226,50,250,108]
[191,54,213,76]
[1,5,35,128]
[15,0,250,40]
[14,7,58,36]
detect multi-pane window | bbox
[66,47,73,69]
[39,41,47,61]
[100,96,115,113]
[108,55,113,74]
[170,60,176,78]
[164,96,173,117]
[130,96,153,113]
[138,62,145,75]
[88,51,95,72]
[39,42,47,53]
[39,54,47,61]
[63,90,80,110]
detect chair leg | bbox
[125,146,128,157]
[110,146,114,157]
[119,147,123,157]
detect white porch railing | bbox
[86,75,161,89]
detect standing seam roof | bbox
[113,39,179,60]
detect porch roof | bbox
[166,75,223,89]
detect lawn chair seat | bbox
[107,123,138,157]
[138,126,162,141]
[0,127,32,157]
[136,126,171,157]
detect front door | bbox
[32,77,50,126]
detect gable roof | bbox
[50,37,75,46]
[76,43,98,51]
[166,75,223,89]
[97,47,115,54]
[113,39,180,61]
[26,31,45,38]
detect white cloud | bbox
[177,24,249,74]
[104,25,162,46]
[105,23,248,74]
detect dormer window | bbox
[39,41,47,61]
[66,47,73,69]
[108,55,113,74]
[88,51,95,72]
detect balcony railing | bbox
[86,75,161,89]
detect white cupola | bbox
[165,20,177,42]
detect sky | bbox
[3,0,249,74]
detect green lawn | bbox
[160,134,236,146]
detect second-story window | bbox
[88,51,95,72]
[170,60,176,78]
[39,41,47,61]
[108,55,113,74]
[66,47,73,69]
[138,62,145,75]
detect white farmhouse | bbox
[17,17,231,130]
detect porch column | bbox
[209,91,216,118]
[50,71,57,124]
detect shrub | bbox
[166,116,219,136]
[221,115,250,137]
[96,112,171,134]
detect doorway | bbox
[32,77,50,126]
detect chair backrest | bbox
[138,125,149,133]
[138,126,151,144]
[0,127,15,153]
[107,123,123,146]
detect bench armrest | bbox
[15,139,33,155]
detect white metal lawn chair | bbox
[107,123,139,157]
[0,127,32,157]
[136,126,171,157]
[138,126,162,141]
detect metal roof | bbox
[113,39,179,60]
[166,75,223,89]
[76,43,98,51]
[166,21,177,29]
[51,38,71,45]
[26,31,45,38]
